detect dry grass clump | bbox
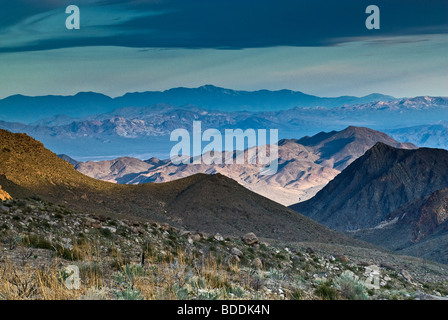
[0,240,271,300]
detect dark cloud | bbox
[1,0,447,52]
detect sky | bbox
[0,0,447,99]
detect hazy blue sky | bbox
[0,0,447,98]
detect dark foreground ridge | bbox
[292,142,448,263]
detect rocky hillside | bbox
[351,188,448,264]
[292,143,448,264]
[1,197,447,300]
[293,143,448,231]
[0,129,362,246]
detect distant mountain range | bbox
[71,126,416,205]
[387,121,448,150]
[292,143,448,263]
[0,85,396,123]
[0,95,446,159]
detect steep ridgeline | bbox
[75,126,415,206]
[76,140,340,205]
[57,154,81,167]
[0,129,365,246]
[292,143,448,230]
[297,126,417,170]
[292,143,448,263]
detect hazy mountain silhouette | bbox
[0,85,395,123]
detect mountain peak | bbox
[297,126,417,170]
[371,141,396,151]
[293,143,448,231]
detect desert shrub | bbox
[115,264,146,286]
[115,288,144,300]
[334,271,368,300]
[100,228,112,238]
[113,264,147,300]
[197,291,220,300]
[56,244,84,261]
[314,281,339,300]
[78,262,104,281]
[23,234,53,250]
[227,285,246,298]
[289,288,304,300]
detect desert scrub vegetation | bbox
[1,198,448,300]
[0,242,274,300]
[334,271,368,300]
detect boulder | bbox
[229,255,240,264]
[400,269,414,284]
[231,247,243,258]
[305,247,315,254]
[180,230,191,237]
[214,233,224,241]
[243,232,258,245]
[334,254,349,263]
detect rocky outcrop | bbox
[0,185,12,200]
[242,232,259,245]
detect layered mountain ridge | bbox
[74,127,416,205]
[1,95,445,160]
[0,129,362,246]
